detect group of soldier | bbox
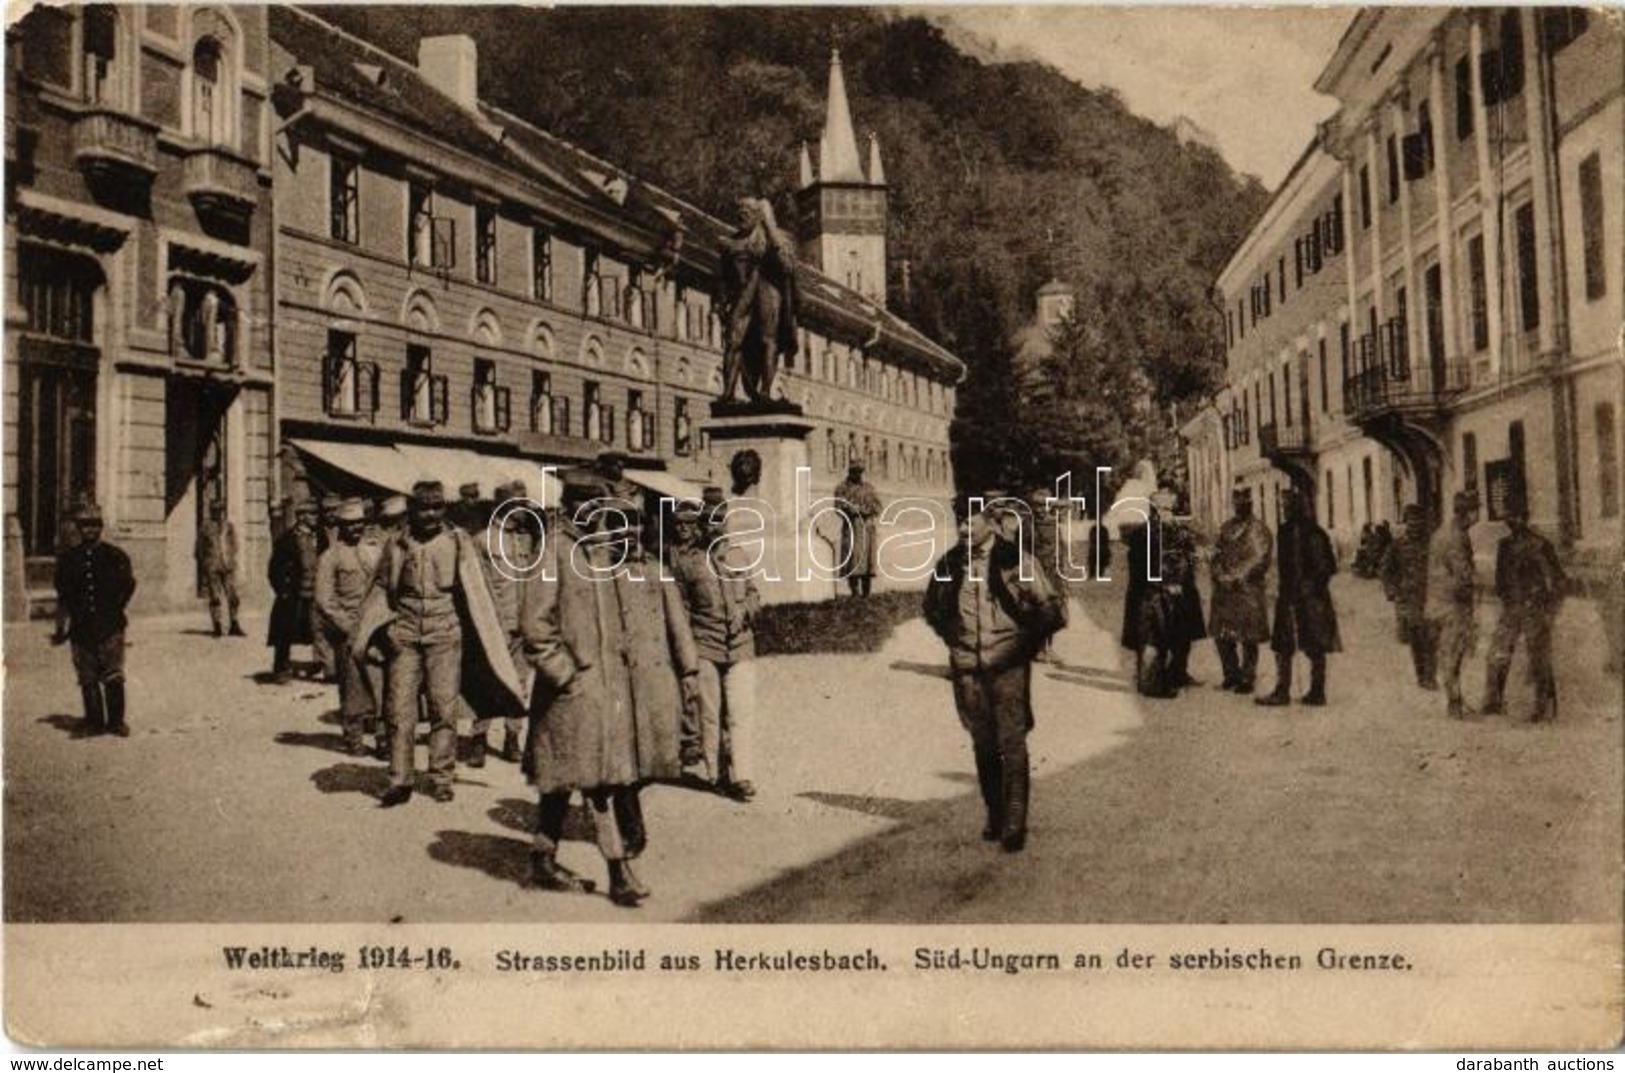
[1123,477,1568,723]
[249,452,764,907]
[1378,488,1567,722]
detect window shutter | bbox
[432,374,449,424]
[496,386,511,432]
[1402,133,1427,181]
[556,397,571,437]
[399,367,413,421]
[604,405,616,445]
[363,363,380,415]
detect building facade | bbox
[1189,7,1622,586]
[4,4,964,618]
[6,4,277,617]
[268,7,959,529]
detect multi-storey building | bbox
[1188,7,1621,588]
[6,4,277,617]
[268,7,959,528]
[1187,142,1402,552]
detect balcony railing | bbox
[1258,421,1311,458]
[1344,357,1470,422]
[71,109,159,184]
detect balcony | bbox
[1258,421,1312,461]
[1344,359,1470,424]
[181,147,260,227]
[71,109,158,187]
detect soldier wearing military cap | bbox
[520,473,700,905]
[1426,490,1482,718]
[52,502,137,737]
[1482,486,1566,722]
[833,460,882,597]
[267,499,321,683]
[352,480,524,805]
[315,499,384,755]
[1382,503,1438,690]
[312,494,345,680]
[375,494,408,542]
[195,499,244,638]
[924,493,1067,852]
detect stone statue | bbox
[718,197,799,404]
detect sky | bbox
[926,6,1354,190]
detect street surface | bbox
[4,574,1618,923]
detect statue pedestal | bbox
[703,406,835,605]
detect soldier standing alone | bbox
[52,502,137,737]
[196,500,244,638]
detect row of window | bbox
[1228,194,1345,349]
[326,160,954,414]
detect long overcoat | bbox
[1271,518,1342,655]
[1208,514,1272,644]
[520,525,699,793]
[833,478,882,578]
[266,527,318,647]
[1120,516,1206,651]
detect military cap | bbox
[673,498,704,523]
[458,481,481,501]
[74,501,105,523]
[294,499,320,517]
[560,470,610,506]
[1453,490,1479,514]
[701,485,726,508]
[335,499,367,523]
[412,479,446,505]
[379,494,408,518]
[319,493,343,511]
[495,479,529,502]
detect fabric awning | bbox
[622,468,705,503]
[287,439,422,493]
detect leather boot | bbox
[1238,643,1259,693]
[1481,662,1509,715]
[974,746,1003,841]
[1000,758,1029,853]
[77,685,106,737]
[1255,653,1293,706]
[608,860,649,907]
[614,788,648,860]
[1529,678,1557,724]
[466,732,487,769]
[1301,655,1328,706]
[530,852,594,894]
[502,728,523,764]
[104,680,130,737]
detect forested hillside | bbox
[320,6,1272,491]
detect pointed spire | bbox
[819,48,865,183]
[799,141,815,189]
[866,131,885,186]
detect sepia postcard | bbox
[3,1,1622,1051]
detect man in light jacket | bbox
[924,494,1067,853]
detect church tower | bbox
[796,49,889,308]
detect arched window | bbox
[191,36,228,144]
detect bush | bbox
[753,590,924,656]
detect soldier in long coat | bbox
[1381,504,1438,689]
[520,479,700,907]
[833,462,882,597]
[1426,491,1481,719]
[314,499,383,756]
[267,500,320,683]
[467,480,533,767]
[1120,492,1205,698]
[1257,485,1341,707]
[1209,486,1273,693]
